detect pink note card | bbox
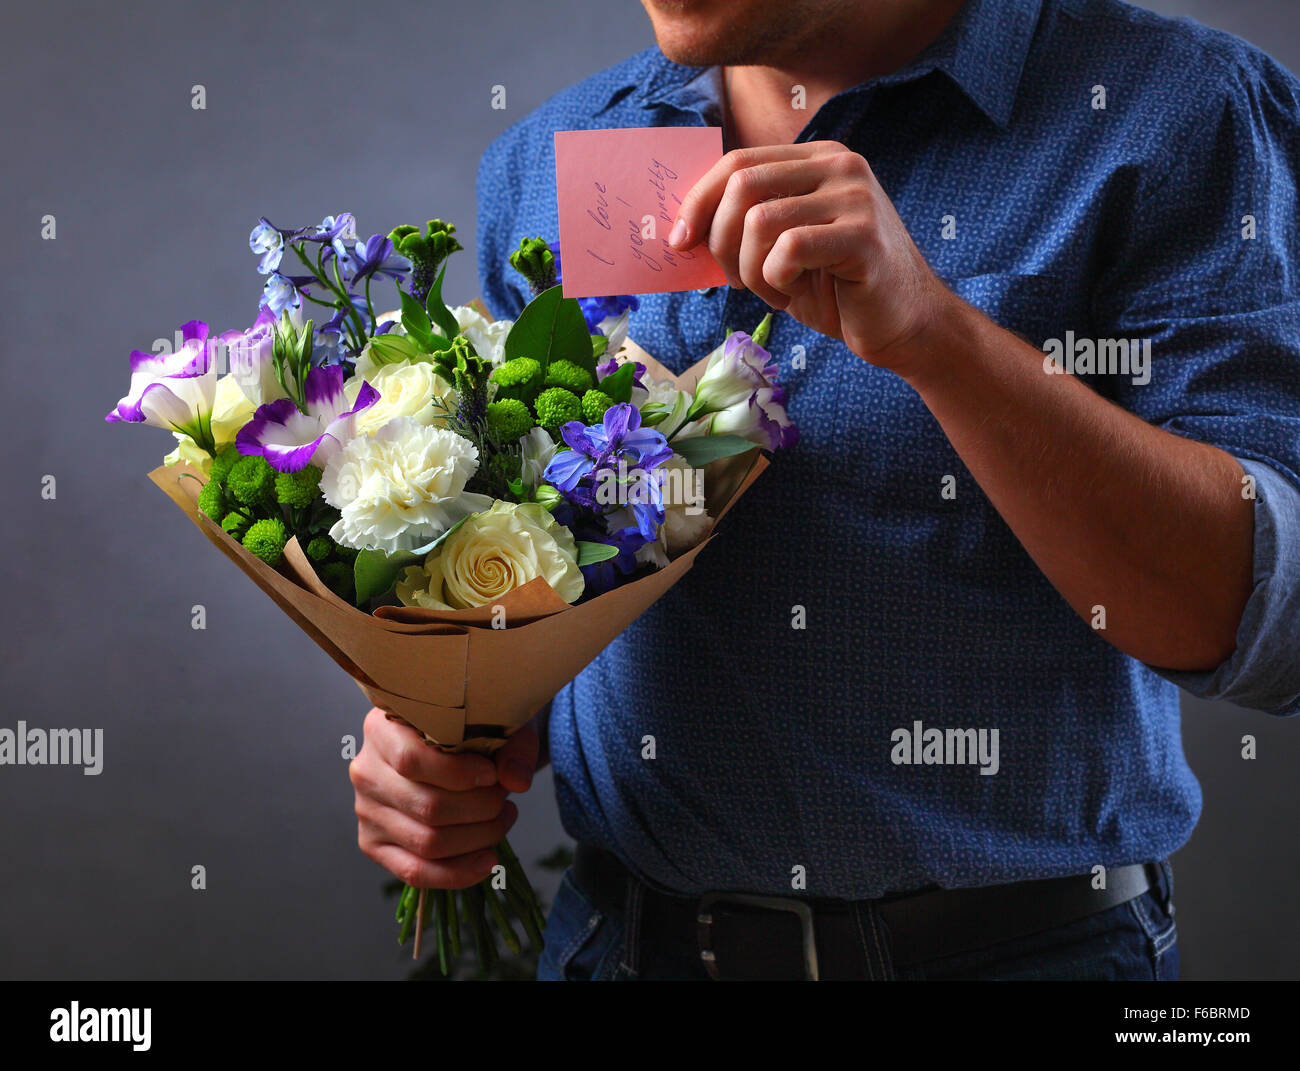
[554,126,728,299]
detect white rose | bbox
[163,373,256,475]
[451,305,512,366]
[320,417,491,553]
[344,360,456,435]
[371,305,511,365]
[397,500,584,610]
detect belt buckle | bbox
[696,892,820,981]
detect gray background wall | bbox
[0,0,1295,980]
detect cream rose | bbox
[344,359,455,435]
[397,500,584,610]
[163,373,256,475]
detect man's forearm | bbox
[893,294,1255,671]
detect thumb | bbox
[495,720,539,794]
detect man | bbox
[350,0,1300,980]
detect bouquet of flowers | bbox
[107,212,797,972]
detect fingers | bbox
[737,191,842,308]
[350,745,508,826]
[357,796,518,863]
[706,159,829,288]
[762,221,867,294]
[363,706,497,790]
[670,142,838,254]
[495,721,539,794]
[352,707,534,890]
[360,839,501,891]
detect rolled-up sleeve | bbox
[1149,459,1300,716]
[1093,57,1300,716]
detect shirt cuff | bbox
[1145,458,1300,716]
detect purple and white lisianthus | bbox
[690,330,798,451]
[235,364,379,473]
[105,320,218,450]
[220,306,282,406]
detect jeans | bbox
[536,856,1179,981]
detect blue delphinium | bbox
[544,403,673,592]
[579,293,640,332]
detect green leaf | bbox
[350,517,473,603]
[503,285,595,378]
[575,540,620,566]
[408,515,471,557]
[400,290,435,351]
[671,434,757,468]
[353,548,420,603]
[591,334,609,359]
[597,361,636,404]
[425,264,460,340]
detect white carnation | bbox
[320,417,491,554]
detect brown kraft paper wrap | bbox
[147,342,769,752]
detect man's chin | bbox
[655,42,732,67]
[642,0,795,68]
[651,31,782,69]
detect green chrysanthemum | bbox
[485,398,534,443]
[241,517,289,566]
[197,479,226,522]
[544,359,594,396]
[533,387,582,430]
[581,389,614,425]
[275,465,322,508]
[227,455,276,508]
[302,536,331,562]
[490,357,543,401]
[220,511,249,540]
[208,444,241,485]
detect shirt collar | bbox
[627,0,1042,131]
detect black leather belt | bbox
[574,844,1161,980]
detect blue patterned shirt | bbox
[477,0,1300,898]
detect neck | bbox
[723,0,967,147]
